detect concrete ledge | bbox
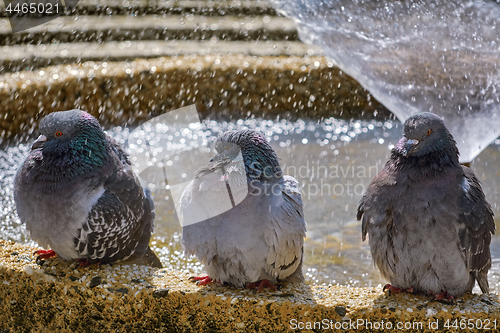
[0,41,323,72]
[0,54,392,145]
[0,15,297,46]
[0,0,276,17]
[1,240,499,332]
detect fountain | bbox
[270,0,500,162]
[0,2,499,330]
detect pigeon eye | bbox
[426,129,432,136]
[225,146,229,150]
[55,131,63,137]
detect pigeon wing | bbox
[458,166,495,293]
[74,141,155,263]
[357,164,397,241]
[263,175,307,280]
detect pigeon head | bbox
[33,110,109,173]
[395,112,459,162]
[213,130,282,180]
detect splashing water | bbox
[2,117,499,290]
[270,0,500,162]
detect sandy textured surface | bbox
[1,240,499,332]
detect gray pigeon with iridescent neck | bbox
[14,110,161,267]
[181,130,306,291]
[357,112,495,301]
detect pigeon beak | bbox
[404,138,419,156]
[31,134,47,150]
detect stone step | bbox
[0,54,390,145]
[0,40,323,72]
[0,0,276,17]
[0,14,297,45]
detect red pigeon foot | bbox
[247,279,278,293]
[34,249,57,263]
[189,275,213,286]
[433,291,454,303]
[76,258,99,267]
[383,284,414,295]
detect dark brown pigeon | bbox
[357,112,495,301]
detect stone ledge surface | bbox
[0,0,275,17]
[0,40,323,72]
[0,15,297,45]
[0,54,392,146]
[1,240,499,332]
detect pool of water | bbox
[1,116,499,292]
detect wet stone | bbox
[115,287,129,294]
[89,276,102,288]
[314,293,325,299]
[481,299,494,305]
[416,304,427,310]
[17,256,32,263]
[152,288,169,298]
[335,305,347,317]
[131,278,145,283]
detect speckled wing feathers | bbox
[75,193,138,262]
[457,167,495,293]
[73,137,155,263]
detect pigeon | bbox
[357,112,495,301]
[181,130,306,291]
[14,110,162,267]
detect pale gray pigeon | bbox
[14,110,161,267]
[357,112,495,301]
[181,130,306,291]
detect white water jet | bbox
[271,0,500,162]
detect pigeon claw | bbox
[247,279,278,293]
[383,284,413,295]
[34,249,57,263]
[433,291,454,304]
[189,275,213,286]
[76,258,99,267]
